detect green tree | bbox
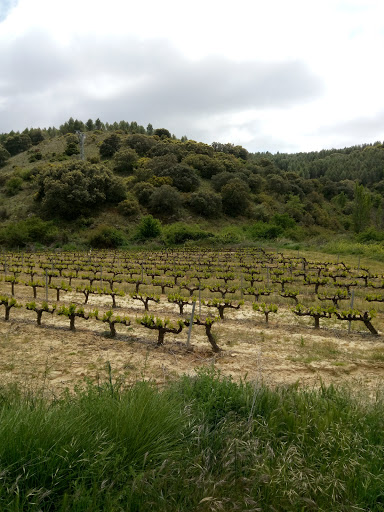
[0,145,10,167]
[187,191,222,217]
[159,164,200,192]
[266,174,290,195]
[4,133,32,156]
[73,119,85,131]
[85,119,95,131]
[99,134,121,158]
[133,182,155,206]
[147,154,178,175]
[247,174,265,193]
[213,152,243,173]
[64,137,79,156]
[212,171,249,192]
[182,154,224,179]
[211,141,248,160]
[154,128,171,139]
[36,161,126,219]
[125,134,157,156]
[149,141,181,158]
[113,148,139,174]
[352,183,371,233]
[149,185,182,215]
[284,194,305,222]
[117,197,141,217]
[29,128,45,145]
[94,118,104,130]
[221,179,250,216]
[59,117,75,133]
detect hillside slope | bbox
[0,119,383,250]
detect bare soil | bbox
[0,285,384,395]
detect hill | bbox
[0,118,383,251]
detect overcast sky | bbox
[1,0,384,153]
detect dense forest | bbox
[0,117,383,250]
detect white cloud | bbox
[1,0,384,153]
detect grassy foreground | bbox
[0,368,384,511]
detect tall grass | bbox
[0,368,384,510]
[0,376,187,511]
[321,239,384,261]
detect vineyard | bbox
[0,247,384,392]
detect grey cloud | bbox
[0,30,323,151]
[316,112,384,142]
[74,42,323,118]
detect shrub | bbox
[212,171,237,192]
[272,213,296,229]
[154,128,171,139]
[0,216,59,248]
[247,174,265,193]
[148,176,173,187]
[113,148,139,174]
[0,222,28,247]
[221,179,250,216]
[28,149,43,162]
[216,228,242,244]
[149,185,182,215]
[133,182,155,206]
[4,133,32,156]
[187,191,222,217]
[12,166,33,181]
[64,142,79,156]
[99,134,121,158]
[5,176,23,196]
[182,154,224,179]
[134,160,155,182]
[64,135,79,156]
[0,144,11,166]
[146,154,178,175]
[88,225,126,248]
[251,203,270,222]
[87,155,100,164]
[117,197,141,217]
[248,221,283,240]
[125,134,157,156]
[149,141,181,159]
[214,152,244,172]
[162,164,200,192]
[0,208,8,220]
[36,161,126,219]
[135,215,162,239]
[162,223,212,245]
[356,228,384,243]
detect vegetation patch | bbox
[0,369,383,510]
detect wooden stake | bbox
[186,301,196,350]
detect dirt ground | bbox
[0,285,384,396]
